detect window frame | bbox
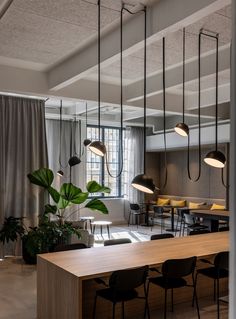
[86,124,125,199]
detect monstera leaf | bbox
[85,198,109,214]
[86,181,111,194]
[60,183,88,205]
[27,168,54,188]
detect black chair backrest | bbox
[189,230,211,236]
[54,243,87,252]
[214,251,229,270]
[151,233,174,240]
[130,203,140,211]
[104,238,132,246]
[162,256,197,278]
[153,206,164,215]
[109,265,149,292]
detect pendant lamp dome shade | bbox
[57,170,64,177]
[68,156,81,167]
[131,174,155,194]
[83,139,91,147]
[204,150,226,168]
[175,122,189,137]
[89,141,106,157]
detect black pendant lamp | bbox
[175,28,189,137]
[202,30,226,168]
[57,100,65,177]
[88,0,106,157]
[68,113,81,167]
[131,7,155,194]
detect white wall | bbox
[80,198,127,224]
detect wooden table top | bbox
[38,232,229,280]
[191,210,230,218]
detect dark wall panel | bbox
[146,144,227,200]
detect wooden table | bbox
[37,232,229,319]
[190,210,230,232]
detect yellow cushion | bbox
[157,198,170,206]
[211,203,226,210]
[170,199,186,207]
[188,202,205,209]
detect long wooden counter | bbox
[37,232,229,319]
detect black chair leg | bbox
[128,212,131,226]
[217,278,220,319]
[164,288,167,319]
[112,302,116,319]
[171,288,174,312]
[214,279,216,301]
[175,215,180,236]
[122,301,125,319]
[144,284,150,319]
[93,294,97,319]
[193,274,200,319]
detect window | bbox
[86,126,125,197]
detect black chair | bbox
[151,206,171,233]
[148,256,200,319]
[218,226,229,232]
[151,233,174,240]
[53,243,88,252]
[196,251,229,319]
[104,238,132,246]
[189,229,211,236]
[128,204,145,228]
[175,208,189,236]
[182,213,208,236]
[93,265,150,319]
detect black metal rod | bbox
[143,6,147,174]
[187,31,202,182]
[98,0,101,139]
[59,100,62,168]
[162,36,168,188]
[183,28,185,123]
[200,29,219,151]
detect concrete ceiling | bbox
[0,0,232,131]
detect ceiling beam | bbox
[47,0,230,91]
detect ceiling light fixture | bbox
[175,28,189,137]
[202,29,226,168]
[88,0,106,157]
[131,6,156,194]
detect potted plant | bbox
[0,168,111,264]
[0,216,25,257]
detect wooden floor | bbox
[0,224,229,319]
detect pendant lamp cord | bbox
[69,120,73,183]
[59,100,68,169]
[182,28,185,124]
[161,37,168,189]
[73,116,82,158]
[187,31,202,182]
[98,0,101,139]
[143,6,147,174]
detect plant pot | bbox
[22,238,37,265]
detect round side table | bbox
[91,221,112,239]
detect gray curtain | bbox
[126,127,144,204]
[0,95,48,226]
[46,119,86,220]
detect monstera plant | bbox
[20,167,111,263]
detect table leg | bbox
[92,225,96,234]
[166,207,179,232]
[100,225,103,237]
[107,225,110,239]
[89,220,92,233]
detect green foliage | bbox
[86,180,111,194]
[0,217,25,244]
[85,198,109,214]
